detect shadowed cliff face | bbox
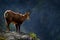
[0,0,60,40]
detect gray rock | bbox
[0,31,40,40]
[3,31,33,40]
[6,36,15,40]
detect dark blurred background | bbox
[0,0,60,40]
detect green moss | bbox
[29,32,40,40]
[29,32,37,38]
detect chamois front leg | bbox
[18,24,20,33]
[15,24,21,33]
[15,24,19,32]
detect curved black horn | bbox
[26,9,31,15]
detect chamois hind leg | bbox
[6,21,10,32]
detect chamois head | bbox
[24,10,31,20]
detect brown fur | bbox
[4,10,30,33]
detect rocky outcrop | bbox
[4,31,33,40]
